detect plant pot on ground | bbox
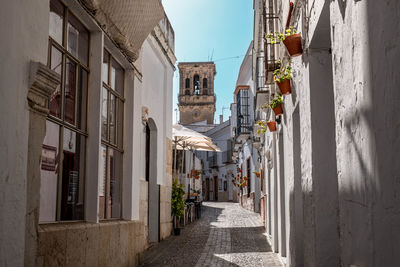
[274,60,292,95]
[172,179,185,234]
[266,121,277,132]
[266,27,303,57]
[270,94,284,116]
[174,227,181,236]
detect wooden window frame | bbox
[100,49,125,220]
[45,0,90,222]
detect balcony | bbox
[178,94,216,106]
[208,154,218,168]
[222,150,233,163]
[234,141,242,151]
[255,91,270,112]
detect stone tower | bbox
[178,62,216,125]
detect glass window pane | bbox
[117,98,124,149]
[77,68,88,131]
[65,58,77,124]
[99,145,107,220]
[40,121,60,223]
[67,12,89,65]
[102,50,109,85]
[49,0,64,45]
[101,87,108,140]
[109,148,122,218]
[109,94,116,144]
[111,59,124,95]
[49,46,62,118]
[61,128,85,220]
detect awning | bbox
[82,0,165,62]
[172,124,221,152]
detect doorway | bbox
[214,175,218,201]
[205,178,210,201]
[146,119,160,243]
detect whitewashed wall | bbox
[0,1,50,265]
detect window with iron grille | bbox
[236,89,251,134]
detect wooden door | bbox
[205,178,210,201]
[214,176,218,201]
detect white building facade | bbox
[252,0,400,266]
[0,0,176,266]
[197,120,237,202]
[231,43,262,213]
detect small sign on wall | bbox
[41,144,57,172]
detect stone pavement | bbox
[141,202,284,267]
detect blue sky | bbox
[162,0,254,124]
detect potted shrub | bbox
[274,60,292,95]
[171,179,185,235]
[267,121,277,132]
[266,26,303,57]
[270,94,284,116]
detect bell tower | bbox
[178,62,216,125]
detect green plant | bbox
[266,26,297,44]
[171,179,185,219]
[256,120,267,135]
[270,94,283,109]
[273,60,292,83]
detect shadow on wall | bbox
[336,1,400,266]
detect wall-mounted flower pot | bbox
[277,79,291,95]
[272,104,283,116]
[283,33,303,57]
[267,121,277,132]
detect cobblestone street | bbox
[141,202,283,267]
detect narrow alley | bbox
[142,202,283,267]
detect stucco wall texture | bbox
[269,0,400,266]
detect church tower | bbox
[178,62,216,125]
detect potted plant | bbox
[274,60,292,95]
[266,26,303,57]
[171,179,185,235]
[267,121,277,132]
[253,171,261,178]
[270,94,284,116]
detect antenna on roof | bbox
[210,48,214,61]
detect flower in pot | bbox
[253,171,261,178]
[267,121,277,132]
[270,94,284,116]
[266,26,303,57]
[274,60,292,95]
[171,179,185,235]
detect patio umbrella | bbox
[172,124,221,191]
[172,124,221,152]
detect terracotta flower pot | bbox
[266,121,277,132]
[283,33,303,57]
[272,104,283,116]
[277,79,291,95]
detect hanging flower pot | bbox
[266,27,303,57]
[266,121,277,132]
[277,79,291,95]
[270,94,284,116]
[272,104,283,116]
[283,33,303,57]
[274,60,292,95]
